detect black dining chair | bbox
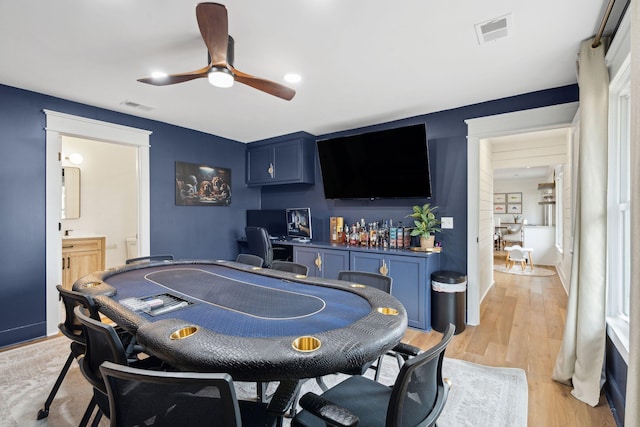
[36,285,99,420]
[73,306,166,427]
[99,361,300,427]
[337,270,421,382]
[125,254,174,265]
[271,260,309,275]
[292,323,455,427]
[235,253,265,267]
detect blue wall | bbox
[261,85,579,273]
[0,82,578,347]
[0,84,260,346]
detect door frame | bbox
[465,101,578,325]
[44,110,152,335]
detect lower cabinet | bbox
[293,247,349,279]
[350,251,440,330]
[292,244,440,330]
[62,237,105,289]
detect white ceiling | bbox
[0,0,613,142]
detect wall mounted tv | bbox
[316,123,432,199]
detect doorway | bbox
[44,110,151,336]
[465,102,578,325]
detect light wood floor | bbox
[402,255,617,427]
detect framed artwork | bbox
[175,161,232,206]
[507,192,522,203]
[493,204,506,214]
[507,203,522,214]
[493,193,506,203]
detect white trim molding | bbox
[44,110,152,336]
[465,102,579,325]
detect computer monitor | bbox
[286,208,312,241]
[246,209,287,238]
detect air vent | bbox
[120,100,154,112]
[475,14,512,45]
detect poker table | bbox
[72,260,407,382]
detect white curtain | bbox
[551,39,609,406]
[625,0,639,423]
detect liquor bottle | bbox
[369,222,378,247]
[360,221,369,246]
[343,224,349,244]
[349,225,359,246]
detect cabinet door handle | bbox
[314,253,322,272]
[62,257,65,270]
[62,245,74,249]
[67,257,70,269]
[379,260,388,276]
[268,163,274,178]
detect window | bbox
[606,33,631,360]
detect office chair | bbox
[245,227,286,267]
[235,253,265,267]
[292,323,455,427]
[99,361,300,427]
[337,271,421,381]
[125,254,174,265]
[74,306,166,427]
[36,285,99,420]
[271,260,309,275]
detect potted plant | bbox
[407,203,441,249]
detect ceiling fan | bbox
[138,2,295,101]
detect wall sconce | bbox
[66,153,84,165]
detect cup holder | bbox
[81,282,101,288]
[170,326,199,340]
[292,336,322,352]
[376,307,399,316]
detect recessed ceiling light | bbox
[151,71,168,78]
[284,73,301,83]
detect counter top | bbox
[271,239,441,258]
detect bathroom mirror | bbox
[62,167,80,219]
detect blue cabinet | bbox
[246,136,315,186]
[294,247,349,280]
[350,251,440,330]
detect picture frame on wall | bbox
[507,203,522,214]
[507,192,522,203]
[175,161,232,206]
[494,204,506,214]
[493,193,506,203]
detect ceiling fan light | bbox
[208,68,234,88]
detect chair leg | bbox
[90,410,103,427]
[37,351,75,419]
[79,398,97,427]
[373,355,384,382]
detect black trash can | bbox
[431,271,467,335]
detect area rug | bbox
[494,263,557,277]
[0,336,528,427]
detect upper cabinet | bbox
[246,134,315,186]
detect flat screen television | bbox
[286,208,312,241]
[316,123,431,199]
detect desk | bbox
[73,260,407,382]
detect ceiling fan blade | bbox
[196,2,229,66]
[232,67,296,101]
[138,64,211,86]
